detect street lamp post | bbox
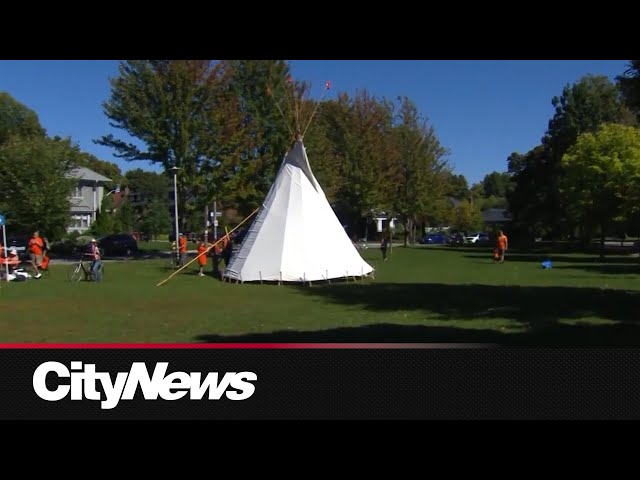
[170,167,181,265]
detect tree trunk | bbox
[600,221,606,259]
[403,220,408,247]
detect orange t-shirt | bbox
[197,245,208,266]
[178,237,187,253]
[29,237,44,255]
[0,243,3,258]
[497,234,508,250]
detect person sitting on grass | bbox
[3,248,21,273]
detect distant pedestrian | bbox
[496,230,508,263]
[380,236,389,261]
[197,241,208,277]
[178,233,188,267]
[28,230,45,278]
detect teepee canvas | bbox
[223,138,374,283]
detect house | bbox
[66,167,112,233]
[482,208,512,226]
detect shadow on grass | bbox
[195,282,640,346]
[462,253,638,265]
[554,264,640,275]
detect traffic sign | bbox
[0,214,5,226]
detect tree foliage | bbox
[97,60,245,229]
[0,92,46,145]
[508,75,635,240]
[452,200,484,233]
[617,60,640,121]
[0,136,79,239]
[561,123,640,246]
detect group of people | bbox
[171,232,234,277]
[0,230,50,281]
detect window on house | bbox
[71,215,82,229]
[81,216,89,228]
[73,184,83,198]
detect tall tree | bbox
[138,198,172,240]
[561,124,640,251]
[302,101,346,204]
[509,75,634,240]
[123,169,169,203]
[96,60,244,230]
[323,91,396,233]
[617,60,640,121]
[224,60,292,215]
[0,136,79,239]
[0,92,46,145]
[443,173,469,200]
[452,200,484,233]
[90,195,115,237]
[482,171,513,198]
[391,97,450,245]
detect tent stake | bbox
[259,271,263,284]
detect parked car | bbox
[419,233,449,245]
[465,233,490,245]
[98,234,138,256]
[448,233,465,245]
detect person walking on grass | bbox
[197,240,208,277]
[28,230,45,278]
[178,233,188,268]
[496,230,508,263]
[380,235,389,261]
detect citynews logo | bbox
[33,361,257,410]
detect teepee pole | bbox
[267,83,295,137]
[302,84,331,138]
[156,206,259,287]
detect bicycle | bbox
[167,250,183,269]
[67,255,104,282]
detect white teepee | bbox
[223,138,374,283]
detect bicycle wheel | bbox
[97,263,104,281]
[67,263,83,282]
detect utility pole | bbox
[214,199,218,240]
[204,204,209,244]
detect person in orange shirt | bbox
[178,233,188,268]
[3,248,21,273]
[197,241,208,277]
[496,230,508,263]
[28,230,45,278]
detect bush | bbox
[49,232,92,257]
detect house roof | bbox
[482,208,512,223]
[66,167,112,183]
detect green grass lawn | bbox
[1,246,639,344]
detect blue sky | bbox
[0,60,630,185]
